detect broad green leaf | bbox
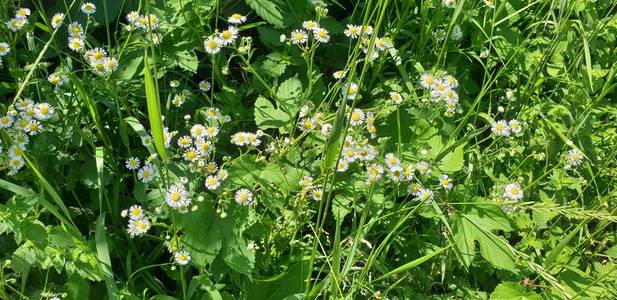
[245,0,284,28]
[453,203,516,271]
[490,282,541,300]
[438,142,466,173]
[254,96,291,129]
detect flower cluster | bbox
[0,98,55,174]
[126,11,163,44]
[298,175,323,201]
[204,14,243,54]
[6,7,30,32]
[231,131,263,147]
[84,47,119,77]
[491,119,522,137]
[165,238,191,265]
[419,73,462,114]
[123,205,152,237]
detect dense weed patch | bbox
[0,0,616,299]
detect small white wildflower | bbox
[81,3,96,14]
[567,148,584,167]
[228,13,246,24]
[125,157,140,170]
[235,188,254,205]
[503,183,524,201]
[491,120,511,137]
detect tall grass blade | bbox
[143,52,168,162]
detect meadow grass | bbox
[0,0,616,299]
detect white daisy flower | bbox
[204,36,223,54]
[567,148,584,167]
[199,80,212,92]
[407,183,422,196]
[362,25,374,36]
[67,22,84,37]
[434,29,447,42]
[235,188,254,205]
[336,159,350,172]
[0,42,10,56]
[126,11,140,23]
[8,157,25,170]
[128,205,144,220]
[141,135,153,147]
[418,188,434,203]
[177,135,193,148]
[491,120,511,137]
[205,108,221,120]
[384,153,400,168]
[416,161,430,175]
[404,164,415,180]
[344,82,359,100]
[8,145,25,159]
[439,174,453,190]
[333,70,346,79]
[219,27,239,45]
[204,175,220,190]
[290,29,308,44]
[388,165,405,182]
[204,126,219,138]
[228,13,246,24]
[443,0,457,8]
[321,123,333,136]
[389,92,403,105]
[34,103,54,120]
[137,165,156,183]
[313,27,330,43]
[302,20,319,30]
[125,157,140,170]
[174,250,191,265]
[6,18,27,32]
[509,119,522,134]
[165,183,190,209]
[195,139,213,155]
[0,115,14,128]
[68,37,85,51]
[349,109,365,127]
[182,148,200,162]
[16,8,31,19]
[343,24,361,39]
[103,57,119,73]
[217,169,229,181]
[24,119,43,135]
[127,217,150,237]
[374,37,386,50]
[503,183,524,201]
[81,3,96,14]
[420,73,436,89]
[483,0,495,8]
[299,118,316,132]
[311,188,323,201]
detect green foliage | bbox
[0,0,616,299]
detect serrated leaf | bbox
[453,203,516,271]
[490,282,541,300]
[254,96,291,129]
[245,0,284,28]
